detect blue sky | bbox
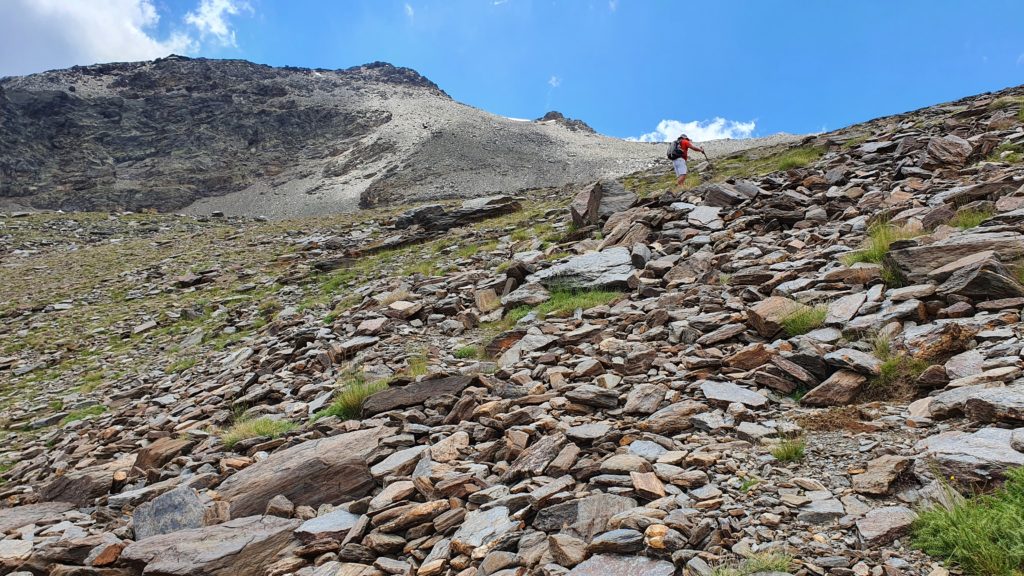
[3,1,1023,141]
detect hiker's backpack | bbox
[666,139,683,160]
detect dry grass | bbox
[222,416,296,449]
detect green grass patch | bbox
[315,377,389,421]
[510,229,530,242]
[781,305,826,337]
[774,147,823,170]
[869,355,929,400]
[771,437,806,462]
[60,404,106,425]
[913,467,1024,576]
[987,143,1024,164]
[454,345,480,359]
[950,208,995,229]
[842,221,924,266]
[167,357,197,374]
[221,416,297,449]
[740,476,761,492]
[711,552,794,576]
[406,352,430,377]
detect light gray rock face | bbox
[915,427,1024,486]
[568,554,675,576]
[131,486,206,540]
[963,385,1024,424]
[856,506,917,546]
[120,515,300,576]
[451,506,520,559]
[296,508,361,542]
[527,247,635,290]
[700,380,768,408]
[532,493,637,540]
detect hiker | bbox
[666,134,707,187]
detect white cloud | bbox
[405,3,415,20]
[627,117,757,142]
[185,0,250,47]
[608,0,619,11]
[548,75,561,88]
[0,0,251,77]
[493,0,509,5]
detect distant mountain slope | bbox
[0,56,793,218]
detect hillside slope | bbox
[0,56,794,218]
[2,83,1024,575]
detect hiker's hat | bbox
[680,134,689,140]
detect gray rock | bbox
[856,506,917,546]
[823,348,881,375]
[915,427,1024,486]
[533,494,637,540]
[587,529,643,553]
[296,508,361,542]
[797,499,845,524]
[132,486,206,540]
[700,380,768,408]
[964,384,1024,424]
[451,506,520,559]
[120,515,300,576]
[568,554,675,576]
[527,247,635,290]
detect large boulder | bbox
[527,247,635,290]
[132,486,206,540]
[914,427,1024,487]
[747,296,808,338]
[215,426,392,518]
[120,515,299,576]
[394,196,521,231]
[887,231,1024,282]
[924,134,973,168]
[963,385,1024,424]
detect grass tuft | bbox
[949,209,995,229]
[771,437,806,462]
[221,416,296,449]
[842,221,924,266]
[711,552,794,576]
[454,345,480,359]
[167,357,197,374]
[314,375,389,421]
[60,404,106,425]
[774,147,823,170]
[780,305,826,337]
[913,467,1024,576]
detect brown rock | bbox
[216,426,392,518]
[747,296,808,338]
[724,343,773,370]
[135,437,193,473]
[120,515,299,576]
[361,375,476,417]
[800,370,866,407]
[852,455,911,495]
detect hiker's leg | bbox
[676,174,687,186]
[672,158,687,188]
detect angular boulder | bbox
[216,426,392,518]
[800,370,866,407]
[120,515,299,576]
[526,247,635,290]
[963,384,1024,424]
[132,486,206,540]
[914,427,1024,487]
[747,296,808,338]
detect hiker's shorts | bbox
[672,158,688,176]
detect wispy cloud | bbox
[608,0,619,11]
[548,75,561,88]
[493,0,508,5]
[404,3,415,20]
[627,118,757,142]
[1017,53,1024,66]
[185,0,250,47]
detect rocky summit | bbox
[1,74,1024,576]
[0,56,791,219]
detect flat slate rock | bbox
[700,380,767,408]
[296,508,361,542]
[533,493,636,540]
[217,426,392,518]
[362,376,477,417]
[121,515,300,576]
[0,502,74,533]
[527,247,635,290]
[963,384,1024,424]
[857,506,917,546]
[915,427,1024,486]
[569,554,675,576]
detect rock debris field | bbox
[2,83,1024,576]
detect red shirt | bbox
[678,138,695,160]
